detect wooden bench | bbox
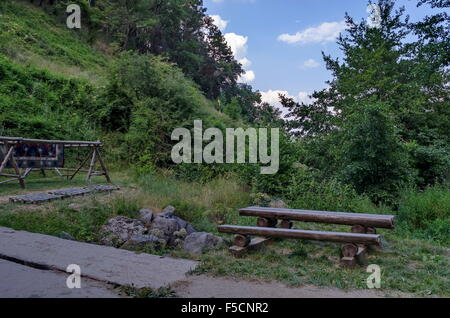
[218,207,396,268]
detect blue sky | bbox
[203,0,443,109]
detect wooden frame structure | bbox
[0,136,111,188]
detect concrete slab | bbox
[0,259,121,298]
[0,227,198,289]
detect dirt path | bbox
[173,275,411,298]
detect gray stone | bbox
[138,209,154,225]
[122,234,162,250]
[186,224,196,235]
[183,232,224,256]
[100,216,146,247]
[161,214,196,234]
[59,231,75,241]
[149,216,180,245]
[174,228,188,239]
[0,226,198,289]
[160,205,176,218]
[269,199,288,209]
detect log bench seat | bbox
[218,207,396,268]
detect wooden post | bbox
[9,153,25,189]
[86,147,97,182]
[0,144,25,188]
[94,147,112,183]
[0,145,15,175]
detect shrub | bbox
[398,186,450,231]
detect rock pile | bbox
[100,206,223,255]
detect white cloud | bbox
[239,57,252,68]
[224,32,248,60]
[210,15,228,32]
[278,21,347,45]
[223,33,255,82]
[260,90,313,116]
[239,70,255,83]
[301,58,320,69]
[210,16,255,83]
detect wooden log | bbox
[218,225,382,246]
[257,217,277,228]
[229,237,271,258]
[240,207,395,229]
[234,234,251,247]
[340,257,357,269]
[341,243,358,258]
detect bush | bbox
[398,186,450,231]
[407,141,450,188]
[99,52,215,167]
[338,101,415,204]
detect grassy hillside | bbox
[0,1,237,159]
[0,0,108,82]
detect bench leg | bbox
[340,243,358,269]
[257,217,277,228]
[279,220,293,229]
[234,234,251,247]
[229,237,271,258]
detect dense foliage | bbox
[280,0,449,202]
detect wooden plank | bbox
[218,225,382,246]
[240,207,395,229]
[0,137,102,146]
[0,178,20,185]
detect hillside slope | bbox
[0,1,237,161]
